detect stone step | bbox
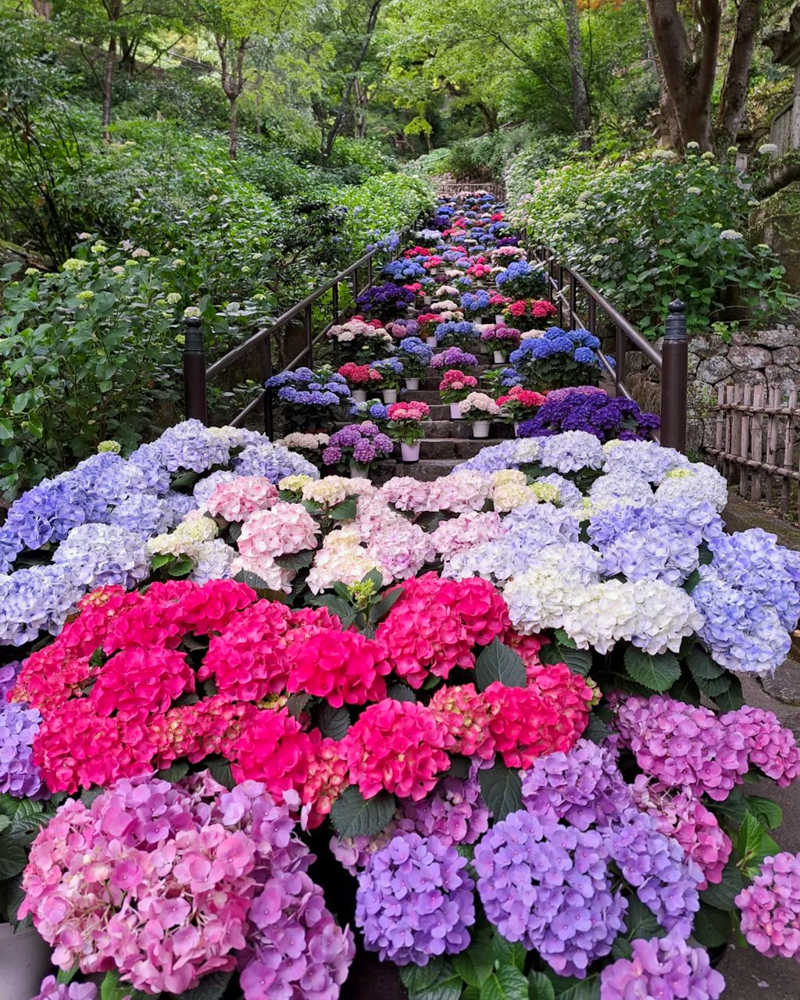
[420,437,497,459]
[372,458,464,483]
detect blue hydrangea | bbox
[52,523,150,589]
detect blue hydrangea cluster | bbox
[356,832,475,966]
[509,327,601,366]
[397,337,434,374]
[602,440,687,482]
[370,357,404,378]
[266,367,352,409]
[417,228,443,244]
[460,290,490,313]
[52,523,150,589]
[519,393,660,444]
[598,526,700,586]
[356,283,415,318]
[382,260,426,281]
[474,810,627,978]
[349,399,390,421]
[234,441,319,481]
[434,321,479,349]
[108,493,177,539]
[495,259,546,294]
[0,564,84,645]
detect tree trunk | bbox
[102,35,117,142]
[215,35,249,161]
[228,96,238,160]
[561,0,592,147]
[119,35,139,76]
[254,70,263,136]
[31,0,51,18]
[717,0,763,148]
[645,0,721,151]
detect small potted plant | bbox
[328,318,393,364]
[457,391,500,438]
[480,324,522,363]
[509,327,605,392]
[338,361,384,402]
[496,385,547,434]
[430,346,479,371]
[416,312,443,346]
[386,318,420,341]
[502,298,557,328]
[370,357,404,404]
[460,290,491,318]
[434,321,480,353]
[322,421,394,478]
[386,400,430,463]
[266,365,352,430]
[356,283,416,323]
[396,337,434,390]
[439,369,479,419]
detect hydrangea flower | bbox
[736,852,800,960]
[600,934,725,999]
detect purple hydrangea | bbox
[356,283,415,319]
[599,934,725,999]
[240,870,355,1000]
[519,393,659,444]
[434,321,479,350]
[356,832,475,966]
[234,442,319,482]
[398,773,490,845]
[0,664,46,797]
[475,810,626,978]
[430,347,479,370]
[322,422,393,466]
[108,493,177,539]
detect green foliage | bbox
[339,172,434,248]
[511,146,793,335]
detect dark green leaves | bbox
[701,864,745,912]
[480,965,529,1000]
[527,972,556,1000]
[452,927,495,986]
[478,760,522,820]
[400,959,462,1000]
[329,786,395,838]
[540,635,592,676]
[329,497,358,520]
[624,647,680,692]
[476,640,526,691]
[318,704,351,740]
[746,796,783,830]
[692,903,732,948]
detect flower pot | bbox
[349,461,370,479]
[382,389,398,404]
[513,422,520,435]
[472,420,491,438]
[423,295,432,306]
[493,350,507,364]
[426,335,438,348]
[404,378,420,390]
[495,314,507,325]
[450,403,463,420]
[401,442,420,462]
[0,922,52,1000]
[351,389,367,402]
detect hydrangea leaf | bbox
[329,786,396,838]
[527,971,556,1000]
[452,926,495,986]
[478,761,522,821]
[274,549,314,571]
[492,934,526,970]
[480,964,528,1000]
[700,864,745,912]
[711,677,744,711]
[691,903,732,948]
[746,795,783,830]
[318,703,351,740]
[555,979,599,1000]
[623,648,680,692]
[475,640,526,691]
[399,958,448,993]
[329,497,358,520]
[685,647,725,680]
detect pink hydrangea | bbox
[229,707,318,802]
[431,511,506,560]
[483,681,586,769]
[206,476,278,521]
[456,576,510,645]
[429,684,497,760]
[731,705,800,787]
[88,646,195,723]
[238,502,319,560]
[736,852,800,959]
[20,773,309,996]
[287,629,391,706]
[342,701,449,800]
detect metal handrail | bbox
[530,243,688,452]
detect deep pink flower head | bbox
[343,701,449,801]
[736,852,800,960]
[230,707,317,803]
[287,629,391,706]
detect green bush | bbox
[339,172,434,251]
[511,146,793,335]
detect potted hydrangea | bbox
[457,391,500,438]
[430,346,479,371]
[370,358,404,404]
[386,400,430,462]
[434,321,480,353]
[266,366,352,430]
[496,386,547,434]
[509,327,606,392]
[322,422,394,478]
[480,324,522,363]
[328,318,393,364]
[416,312,444,346]
[396,337,434,390]
[460,290,491,318]
[439,369,479,420]
[338,362,383,402]
[355,283,416,323]
[502,298,557,328]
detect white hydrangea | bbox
[503,543,601,633]
[655,464,728,512]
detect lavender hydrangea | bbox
[0,662,46,798]
[356,832,475,965]
[398,773,490,846]
[234,442,319,482]
[599,935,725,999]
[0,565,84,645]
[323,423,393,466]
[52,523,150,589]
[540,431,605,473]
[602,440,688,482]
[520,393,659,443]
[475,810,626,978]
[31,976,98,1000]
[108,493,177,539]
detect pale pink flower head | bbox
[237,502,319,560]
[206,476,278,522]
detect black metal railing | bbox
[183,246,380,438]
[530,244,688,452]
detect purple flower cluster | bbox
[475,810,626,977]
[387,319,420,339]
[356,283,415,320]
[240,870,355,1000]
[600,934,725,999]
[323,422,393,466]
[519,392,659,444]
[398,773,490,845]
[0,565,85,645]
[460,291,490,313]
[736,852,800,960]
[383,260,426,281]
[397,336,434,375]
[51,523,150,589]
[356,832,475,965]
[434,321,479,350]
[0,663,46,798]
[30,977,97,1000]
[430,347,479,370]
[234,442,319,481]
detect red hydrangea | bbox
[230,707,317,801]
[286,629,391,706]
[483,681,587,769]
[89,646,195,723]
[342,701,449,800]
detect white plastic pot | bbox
[513,422,520,435]
[426,335,438,348]
[493,350,507,364]
[450,403,462,420]
[350,461,370,479]
[405,378,420,390]
[472,420,491,438]
[382,389,398,404]
[0,923,52,1000]
[401,442,420,462]
[495,314,507,325]
[351,389,367,402]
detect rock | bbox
[728,345,772,370]
[752,329,799,349]
[762,659,800,707]
[687,354,699,376]
[765,365,799,390]
[773,346,800,367]
[750,181,800,295]
[696,356,735,383]
[732,369,767,386]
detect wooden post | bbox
[183,317,208,425]
[660,300,688,452]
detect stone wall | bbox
[623,325,800,453]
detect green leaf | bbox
[204,756,235,790]
[746,796,783,830]
[0,836,28,878]
[478,761,522,821]
[683,568,701,594]
[556,980,599,1000]
[274,549,315,571]
[610,937,633,960]
[286,693,310,718]
[475,640,526,691]
[700,864,745,912]
[493,934,526,971]
[624,647,680,692]
[318,704,351,740]
[448,755,471,779]
[329,497,358,520]
[56,967,79,986]
[368,585,404,623]
[712,677,744,711]
[527,972,556,1000]
[399,958,447,994]
[539,640,592,676]
[307,594,357,627]
[329,786,396,838]
[99,971,151,1000]
[167,555,194,578]
[387,682,417,703]
[685,647,725,681]
[737,812,766,863]
[452,926,495,986]
[155,761,190,783]
[691,903,732,948]
[582,714,611,743]
[480,965,529,1000]
[709,789,748,825]
[233,569,272,590]
[624,896,665,941]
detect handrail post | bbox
[615,324,626,396]
[304,304,313,367]
[661,299,688,453]
[568,271,577,331]
[183,316,207,425]
[259,333,272,437]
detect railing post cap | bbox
[665,299,688,341]
[185,315,202,327]
[668,299,686,313]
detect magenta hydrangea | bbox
[240,870,355,1000]
[356,832,475,966]
[30,977,98,1000]
[736,852,800,960]
[474,810,626,978]
[600,934,725,999]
